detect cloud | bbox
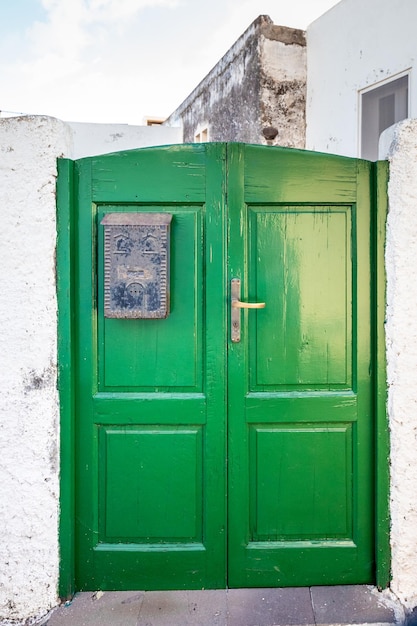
[0,0,339,123]
[0,0,183,120]
[83,0,182,22]
[39,0,181,22]
[29,0,182,58]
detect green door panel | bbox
[227,144,373,587]
[74,144,227,590]
[68,143,376,590]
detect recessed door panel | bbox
[98,206,203,391]
[251,206,352,389]
[249,424,352,540]
[99,426,203,542]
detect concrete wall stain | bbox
[24,365,56,393]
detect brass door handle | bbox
[231,300,266,309]
[231,278,265,342]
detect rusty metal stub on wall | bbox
[101,213,172,319]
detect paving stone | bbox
[227,587,315,626]
[136,589,227,626]
[310,585,398,624]
[47,591,143,626]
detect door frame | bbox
[56,146,390,598]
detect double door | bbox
[71,143,374,590]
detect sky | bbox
[0,0,340,125]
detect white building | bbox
[306,0,416,160]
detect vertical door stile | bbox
[227,144,249,571]
[373,160,390,589]
[203,143,228,586]
[57,157,76,600]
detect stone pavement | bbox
[46,585,407,626]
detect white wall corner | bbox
[384,118,417,609]
[0,115,72,623]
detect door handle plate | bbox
[231,278,265,342]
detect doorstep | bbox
[46,585,406,626]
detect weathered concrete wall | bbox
[306,0,417,158]
[259,25,306,148]
[0,116,72,623]
[382,119,417,610]
[164,15,306,147]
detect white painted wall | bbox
[382,119,417,610]
[68,121,182,159]
[306,0,417,157]
[0,116,72,623]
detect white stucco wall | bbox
[306,0,417,157]
[383,119,417,610]
[0,116,72,623]
[68,121,182,159]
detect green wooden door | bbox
[227,144,374,587]
[73,144,227,590]
[67,143,375,591]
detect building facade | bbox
[164,15,307,148]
